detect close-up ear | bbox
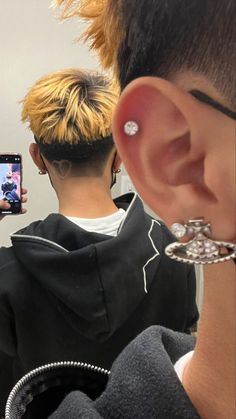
[29,143,47,174]
[112,77,215,226]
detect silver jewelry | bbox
[38,170,47,175]
[165,218,236,265]
[112,168,121,174]
[124,121,139,136]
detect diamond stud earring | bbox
[124,121,139,136]
[165,218,236,265]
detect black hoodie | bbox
[0,193,198,413]
[49,327,200,419]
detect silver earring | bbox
[124,121,139,136]
[165,218,236,265]
[38,170,47,175]
[112,168,121,174]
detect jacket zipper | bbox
[5,361,110,419]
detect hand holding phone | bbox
[0,188,27,221]
[0,188,28,221]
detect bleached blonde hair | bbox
[22,68,119,144]
[53,1,123,78]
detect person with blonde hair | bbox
[0,68,198,415]
[32,1,235,418]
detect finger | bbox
[21,188,28,195]
[0,200,11,210]
[21,196,28,204]
[21,208,27,215]
[0,200,10,220]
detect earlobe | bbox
[29,143,47,173]
[112,77,216,224]
[113,152,122,172]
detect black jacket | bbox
[5,327,200,418]
[0,193,198,414]
[49,327,200,419]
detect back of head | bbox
[22,68,119,176]
[54,0,235,108]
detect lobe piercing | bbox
[166,218,236,264]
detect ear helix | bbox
[124,121,139,136]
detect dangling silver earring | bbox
[124,121,139,136]
[38,170,47,175]
[165,218,236,265]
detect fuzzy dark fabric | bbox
[0,193,198,414]
[50,327,200,419]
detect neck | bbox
[183,260,236,419]
[57,178,118,218]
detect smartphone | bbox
[0,153,22,215]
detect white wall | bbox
[0,0,102,246]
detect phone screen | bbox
[0,154,22,214]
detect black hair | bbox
[117,0,236,107]
[35,135,114,176]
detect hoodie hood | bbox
[11,193,164,342]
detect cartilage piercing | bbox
[124,121,139,136]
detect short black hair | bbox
[35,135,114,176]
[117,0,235,107]
[59,0,235,109]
